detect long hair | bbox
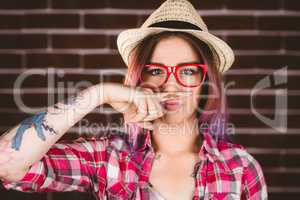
[123,31,231,144]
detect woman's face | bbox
[146,36,204,124]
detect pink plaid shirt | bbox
[2,129,267,200]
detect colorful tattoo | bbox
[53,93,84,111]
[10,93,84,151]
[11,112,57,151]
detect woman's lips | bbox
[161,99,182,111]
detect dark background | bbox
[0,0,299,199]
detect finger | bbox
[146,89,164,117]
[140,89,162,120]
[129,93,148,122]
[152,92,165,115]
[154,98,165,118]
[142,96,157,121]
[143,93,163,121]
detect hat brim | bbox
[117,27,235,73]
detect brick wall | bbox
[0,0,299,199]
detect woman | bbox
[0,0,267,199]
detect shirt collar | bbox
[127,127,231,172]
[128,128,225,162]
[127,128,152,152]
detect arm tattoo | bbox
[53,93,84,111]
[11,111,58,151]
[10,93,83,151]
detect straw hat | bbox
[117,0,235,73]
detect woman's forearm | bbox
[0,83,107,181]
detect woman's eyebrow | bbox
[177,61,204,65]
[148,61,204,65]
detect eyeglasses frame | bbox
[140,63,207,88]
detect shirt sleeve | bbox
[1,137,108,193]
[241,151,268,200]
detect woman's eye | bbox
[181,68,198,75]
[148,68,162,75]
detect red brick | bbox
[26,53,80,68]
[0,92,113,112]
[109,35,118,50]
[232,134,300,149]
[55,73,101,86]
[52,0,106,9]
[229,114,297,128]
[85,14,138,29]
[0,53,22,68]
[226,35,282,50]
[50,192,94,200]
[0,111,110,128]
[0,0,47,9]
[24,14,79,29]
[225,74,294,89]
[0,72,123,91]
[0,93,18,109]
[108,0,225,9]
[276,193,300,200]
[108,0,165,9]
[83,54,126,68]
[264,172,300,186]
[0,112,31,126]
[227,94,299,109]
[106,74,124,83]
[0,93,49,110]
[191,0,225,9]
[256,154,300,169]
[203,16,255,30]
[56,73,124,85]
[258,16,300,31]
[0,92,111,111]
[270,193,300,199]
[233,55,300,69]
[52,34,107,49]
[284,0,300,10]
[225,0,281,10]
[226,95,266,109]
[0,15,22,29]
[228,94,276,110]
[0,34,47,49]
[0,191,47,200]
[227,94,273,110]
[0,74,47,89]
[285,36,300,50]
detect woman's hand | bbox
[103,83,165,130]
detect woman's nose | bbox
[160,73,180,91]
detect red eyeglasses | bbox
[140,63,207,88]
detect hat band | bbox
[148,20,202,31]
